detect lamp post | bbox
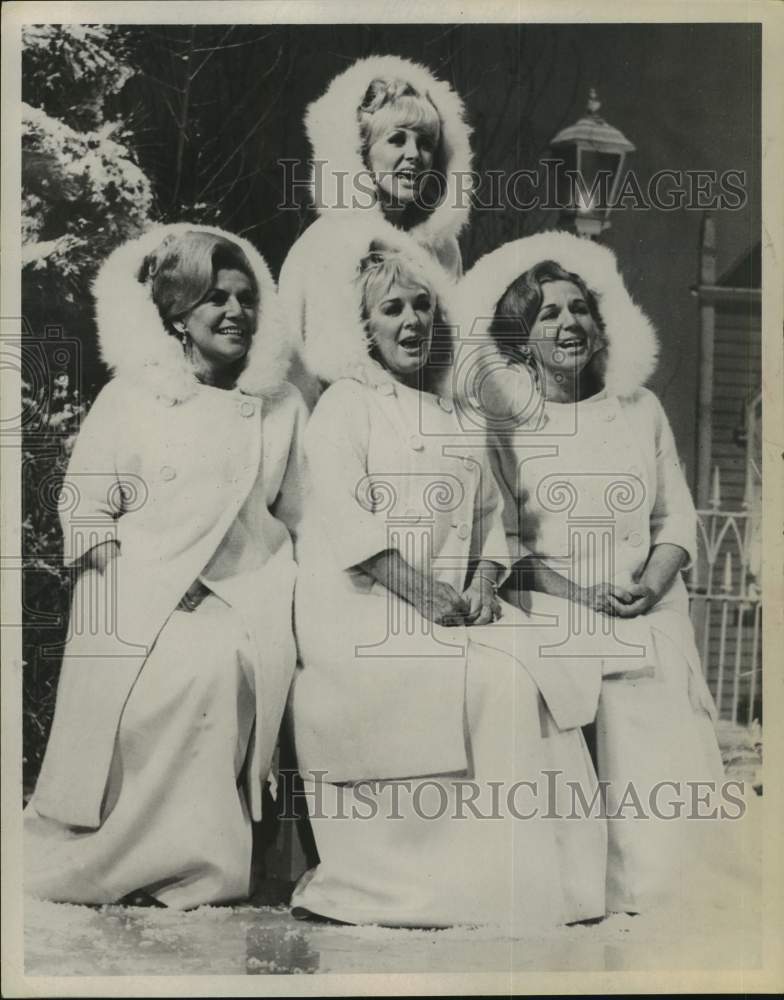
[549,89,635,239]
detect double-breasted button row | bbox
[240,400,256,417]
[626,530,643,547]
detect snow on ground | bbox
[24,794,763,977]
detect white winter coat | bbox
[456,231,715,716]
[33,224,306,828]
[278,55,473,405]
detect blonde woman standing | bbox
[279,55,473,406]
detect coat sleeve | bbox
[304,383,400,571]
[270,385,309,544]
[646,391,698,566]
[433,234,463,280]
[473,448,512,581]
[486,431,532,564]
[59,381,128,567]
[277,238,322,410]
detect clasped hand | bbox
[578,581,658,618]
[415,576,502,627]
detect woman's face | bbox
[367,280,435,381]
[367,124,437,207]
[180,268,257,373]
[527,280,602,380]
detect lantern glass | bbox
[575,148,621,217]
[552,145,577,214]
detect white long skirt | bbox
[24,595,256,910]
[597,623,735,914]
[292,640,607,930]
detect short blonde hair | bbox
[357,248,434,323]
[356,247,452,392]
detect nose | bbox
[224,295,243,319]
[561,306,581,330]
[402,134,420,162]
[401,302,419,329]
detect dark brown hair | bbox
[489,260,604,359]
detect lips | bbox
[399,333,423,351]
[558,336,586,350]
[218,325,246,337]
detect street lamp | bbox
[549,88,635,239]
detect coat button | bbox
[456,523,470,540]
[379,382,396,396]
[409,434,425,452]
[437,397,453,413]
[160,465,176,482]
[628,530,643,547]
[605,411,617,422]
[462,457,474,471]
[240,400,255,417]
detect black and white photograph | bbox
[1,1,782,994]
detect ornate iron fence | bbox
[686,457,762,726]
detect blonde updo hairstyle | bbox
[358,78,446,211]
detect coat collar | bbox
[300,215,458,399]
[93,223,292,404]
[305,54,473,248]
[455,231,659,417]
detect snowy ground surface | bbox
[23,725,764,977]
[24,795,763,977]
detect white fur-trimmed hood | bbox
[455,231,659,408]
[93,223,292,404]
[304,54,473,246]
[299,214,457,396]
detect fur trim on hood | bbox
[300,214,457,397]
[304,54,473,247]
[93,223,292,404]
[455,231,659,410]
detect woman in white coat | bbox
[459,231,729,915]
[24,225,306,909]
[278,54,473,407]
[289,229,607,930]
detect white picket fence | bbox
[686,464,762,726]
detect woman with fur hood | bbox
[24,225,307,909]
[458,231,728,915]
[288,224,607,930]
[278,54,473,407]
